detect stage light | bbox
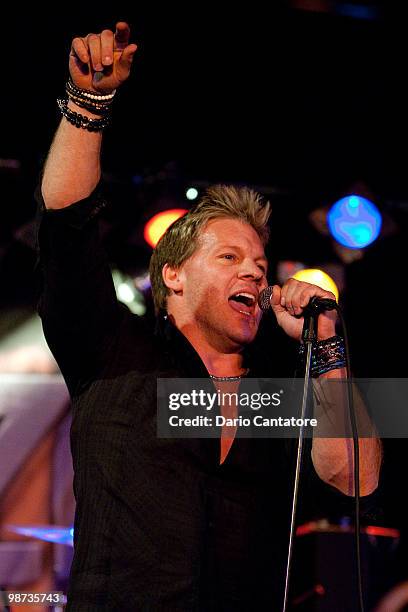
[327,195,382,249]
[292,268,339,302]
[335,3,379,21]
[277,261,305,285]
[186,187,199,201]
[112,270,146,316]
[144,209,188,248]
[117,283,135,304]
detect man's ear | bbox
[162,263,184,295]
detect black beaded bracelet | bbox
[57,98,111,131]
[66,93,112,116]
[298,335,346,378]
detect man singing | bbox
[37,21,381,611]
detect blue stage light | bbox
[327,195,382,248]
[335,3,379,21]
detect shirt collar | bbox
[154,311,258,377]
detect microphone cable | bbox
[334,301,364,612]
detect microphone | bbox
[258,286,337,314]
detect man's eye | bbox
[222,254,236,260]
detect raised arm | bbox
[42,21,137,209]
[37,23,138,395]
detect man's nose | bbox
[237,260,264,282]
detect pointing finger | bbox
[114,21,131,50]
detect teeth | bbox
[235,292,255,304]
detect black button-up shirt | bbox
[35,184,379,611]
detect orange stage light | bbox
[144,209,188,248]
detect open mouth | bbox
[228,292,257,317]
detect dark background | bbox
[0,0,406,586]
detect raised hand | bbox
[69,21,137,93]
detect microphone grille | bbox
[258,286,273,311]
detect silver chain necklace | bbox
[209,369,249,382]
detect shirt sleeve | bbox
[35,181,124,396]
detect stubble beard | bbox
[195,307,258,353]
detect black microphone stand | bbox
[282,299,322,612]
[257,286,363,611]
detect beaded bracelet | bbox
[66,80,114,116]
[57,98,111,131]
[66,78,116,101]
[66,93,112,116]
[298,335,346,378]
